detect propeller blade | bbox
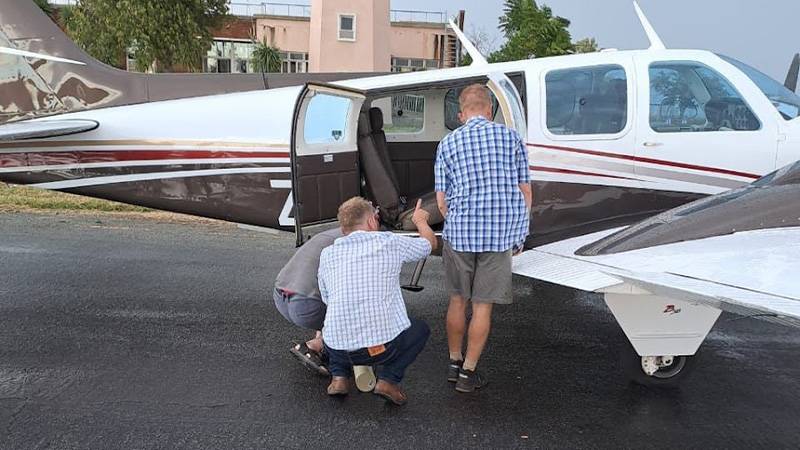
[0,46,85,65]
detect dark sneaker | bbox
[455,368,488,393]
[447,360,463,383]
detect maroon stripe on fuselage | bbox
[528,143,760,180]
[531,165,640,181]
[0,150,291,168]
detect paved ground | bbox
[1,212,800,449]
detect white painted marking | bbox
[269,179,294,227]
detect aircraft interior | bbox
[356,74,525,231]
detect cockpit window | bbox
[719,54,800,120]
[649,62,760,133]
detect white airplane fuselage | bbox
[3,49,799,245]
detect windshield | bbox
[719,54,800,120]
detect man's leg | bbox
[286,294,328,375]
[376,318,431,384]
[463,302,493,371]
[322,343,353,396]
[446,294,467,361]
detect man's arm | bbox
[434,142,448,219]
[435,191,447,219]
[519,182,532,210]
[411,199,437,252]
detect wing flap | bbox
[616,272,800,328]
[0,119,99,141]
[513,249,623,291]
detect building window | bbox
[545,65,628,135]
[338,14,356,41]
[203,40,255,74]
[280,52,309,73]
[391,57,440,73]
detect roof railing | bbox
[390,9,448,24]
[48,1,447,24]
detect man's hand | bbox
[411,199,430,226]
[411,199,438,251]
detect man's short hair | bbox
[459,84,492,113]
[338,197,375,233]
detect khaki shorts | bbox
[442,240,512,304]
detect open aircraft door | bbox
[291,83,366,245]
[487,72,528,140]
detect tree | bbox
[459,27,499,66]
[251,38,282,73]
[65,0,229,73]
[573,37,598,54]
[490,0,573,62]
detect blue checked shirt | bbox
[318,231,431,351]
[435,116,531,253]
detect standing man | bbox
[319,197,436,405]
[435,84,532,393]
[274,227,342,375]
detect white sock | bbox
[449,352,463,362]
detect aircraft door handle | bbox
[643,141,663,148]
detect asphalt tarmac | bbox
[1,212,799,449]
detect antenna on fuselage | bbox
[633,1,666,50]
[448,19,488,66]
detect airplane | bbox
[2,0,800,386]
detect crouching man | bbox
[318,197,437,405]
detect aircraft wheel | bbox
[621,345,697,387]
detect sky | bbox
[392,0,800,82]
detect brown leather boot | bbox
[373,380,407,406]
[327,376,350,396]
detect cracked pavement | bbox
[2,212,800,449]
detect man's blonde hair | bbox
[459,84,492,114]
[337,197,375,233]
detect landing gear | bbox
[621,345,697,387]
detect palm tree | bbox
[251,38,282,74]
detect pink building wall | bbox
[253,0,458,72]
[256,17,311,54]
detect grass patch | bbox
[0,183,151,212]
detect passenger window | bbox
[444,88,500,131]
[545,65,627,135]
[303,94,351,144]
[649,62,760,133]
[371,94,425,134]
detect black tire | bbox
[621,344,698,388]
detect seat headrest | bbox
[358,111,372,137]
[369,107,384,131]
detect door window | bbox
[303,94,351,144]
[545,65,628,135]
[649,62,760,133]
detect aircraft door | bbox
[487,72,527,138]
[634,55,779,196]
[291,83,366,244]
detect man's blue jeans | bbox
[324,318,430,384]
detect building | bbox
[204,0,464,74]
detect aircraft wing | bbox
[513,227,800,328]
[0,119,99,141]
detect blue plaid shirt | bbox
[318,231,431,351]
[435,116,531,253]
